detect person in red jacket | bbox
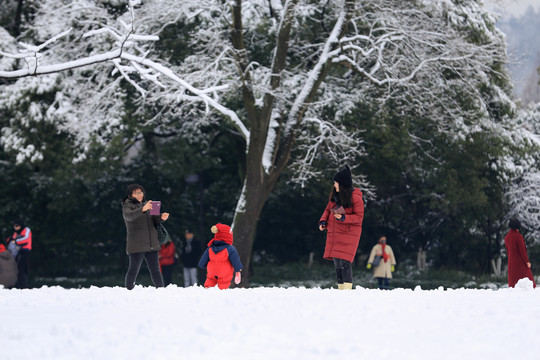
[159,240,176,286]
[6,219,32,288]
[504,218,536,288]
[198,223,243,289]
[319,165,364,290]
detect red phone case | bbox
[332,206,346,214]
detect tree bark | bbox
[14,0,24,37]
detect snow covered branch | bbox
[283,0,350,135]
[502,103,540,242]
[289,116,368,190]
[0,49,122,78]
[0,0,249,142]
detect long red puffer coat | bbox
[319,188,364,263]
[504,229,536,288]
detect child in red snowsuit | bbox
[198,223,243,289]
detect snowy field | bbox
[2,279,540,360]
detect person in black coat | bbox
[122,184,170,290]
[181,229,202,287]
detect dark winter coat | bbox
[181,238,202,268]
[504,229,536,288]
[319,188,364,263]
[0,249,18,288]
[122,197,163,254]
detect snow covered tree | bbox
[501,103,540,243]
[0,0,516,281]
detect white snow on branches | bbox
[501,103,540,242]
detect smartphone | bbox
[149,201,161,215]
[332,206,346,214]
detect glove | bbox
[391,265,395,272]
[234,272,242,284]
[366,264,372,269]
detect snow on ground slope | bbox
[2,279,539,360]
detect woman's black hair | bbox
[124,184,145,201]
[330,185,354,208]
[508,218,521,230]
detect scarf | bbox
[381,243,390,263]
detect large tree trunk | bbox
[232,118,279,285]
[232,181,272,285]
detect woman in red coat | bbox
[504,218,536,288]
[319,165,364,290]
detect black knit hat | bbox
[333,165,353,188]
[508,218,521,230]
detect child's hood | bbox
[207,223,233,247]
[210,240,229,254]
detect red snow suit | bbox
[198,224,243,290]
[319,188,364,263]
[204,244,235,289]
[504,229,536,288]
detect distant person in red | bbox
[504,218,536,288]
[159,239,176,286]
[198,224,242,289]
[6,219,32,289]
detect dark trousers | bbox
[333,258,353,284]
[377,277,390,290]
[125,251,164,290]
[161,264,175,286]
[16,250,30,289]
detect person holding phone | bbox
[122,184,170,290]
[318,165,364,290]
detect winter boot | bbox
[337,283,344,290]
[342,282,353,290]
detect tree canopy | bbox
[1,0,538,280]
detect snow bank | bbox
[2,285,539,359]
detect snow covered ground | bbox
[2,279,539,360]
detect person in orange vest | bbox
[6,219,32,288]
[198,223,242,289]
[159,239,176,286]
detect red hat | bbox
[0,244,6,253]
[207,223,233,246]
